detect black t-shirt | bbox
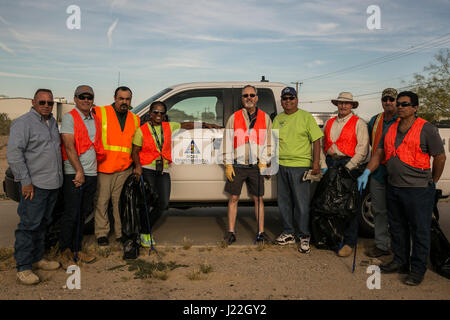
[378,119,444,187]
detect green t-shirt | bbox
[273,109,324,167]
[132,122,181,170]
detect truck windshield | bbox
[132,88,173,115]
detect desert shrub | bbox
[0,113,12,135]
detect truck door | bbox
[162,88,233,201]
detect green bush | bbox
[0,113,12,135]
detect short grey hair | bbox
[242,85,257,95]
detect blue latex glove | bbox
[321,168,328,175]
[357,168,371,191]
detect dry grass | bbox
[182,237,193,250]
[187,268,202,280]
[0,248,14,271]
[126,259,188,280]
[217,240,228,249]
[200,260,213,274]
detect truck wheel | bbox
[358,188,374,238]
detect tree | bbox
[409,49,450,122]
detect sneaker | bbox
[74,251,96,264]
[97,237,109,246]
[17,270,40,285]
[404,272,424,286]
[337,244,354,257]
[255,232,271,244]
[298,236,311,254]
[275,233,295,246]
[59,248,75,270]
[140,234,156,248]
[224,232,236,245]
[366,246,391,258]
[32,258,60,271]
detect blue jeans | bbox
[14,186,58,272]
[325,156,359,247]
[386,183,435,275]
[370,177,390,251]
[60,175,97,252]
[277,165,310,237]
[142,168,171,233]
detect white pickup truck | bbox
[3,80,449,239]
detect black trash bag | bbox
[429,190,450,279]
[310,166,361,251]
[119,174,158,259]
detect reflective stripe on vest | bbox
[384,117,430,170]
[95,105,140,173]
[98,105,139,154]
[324,115,359,157]
[139,122,172,165]
[233,109,267,148]
[61,108,105,161]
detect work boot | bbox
[59,249,75,270]
[337,245,354,257]
[32,258,60,271]
[366,246,391,258]
[380,261,409,274]
[74,251,96,264]
[17,270,40,285]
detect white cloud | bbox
[0,71,70,81]
[107,19,119,47]
[0,42,14,54]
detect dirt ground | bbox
[0,236,449,300]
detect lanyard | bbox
[150,122,164,153]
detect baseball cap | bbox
[281,87,297,97]
[74,85,94,97]
[382,88,397,99]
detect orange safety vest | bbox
[384,117,430,169]
[324,115,359,157]
[93,105,140,173]
[233,109,267,148]
[371,113,387,164]
[139,122,172,165]
[61,108,105,161]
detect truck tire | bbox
[358,188,375,238]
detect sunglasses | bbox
[382,97,395,102]
[38,100,54,107]
[281,96,296,101]
[77,94,94,101]
[152,110,166,115]
[396,102,414,108]
[242,94,256,98]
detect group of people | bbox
[6,83,446,287]
[221,85,446,287]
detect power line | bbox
[300,33,450,83]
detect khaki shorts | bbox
[224,166,264,196]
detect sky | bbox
[0,0,449,120]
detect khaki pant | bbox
[93,167,132,239]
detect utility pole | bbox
[290,81,303,93]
